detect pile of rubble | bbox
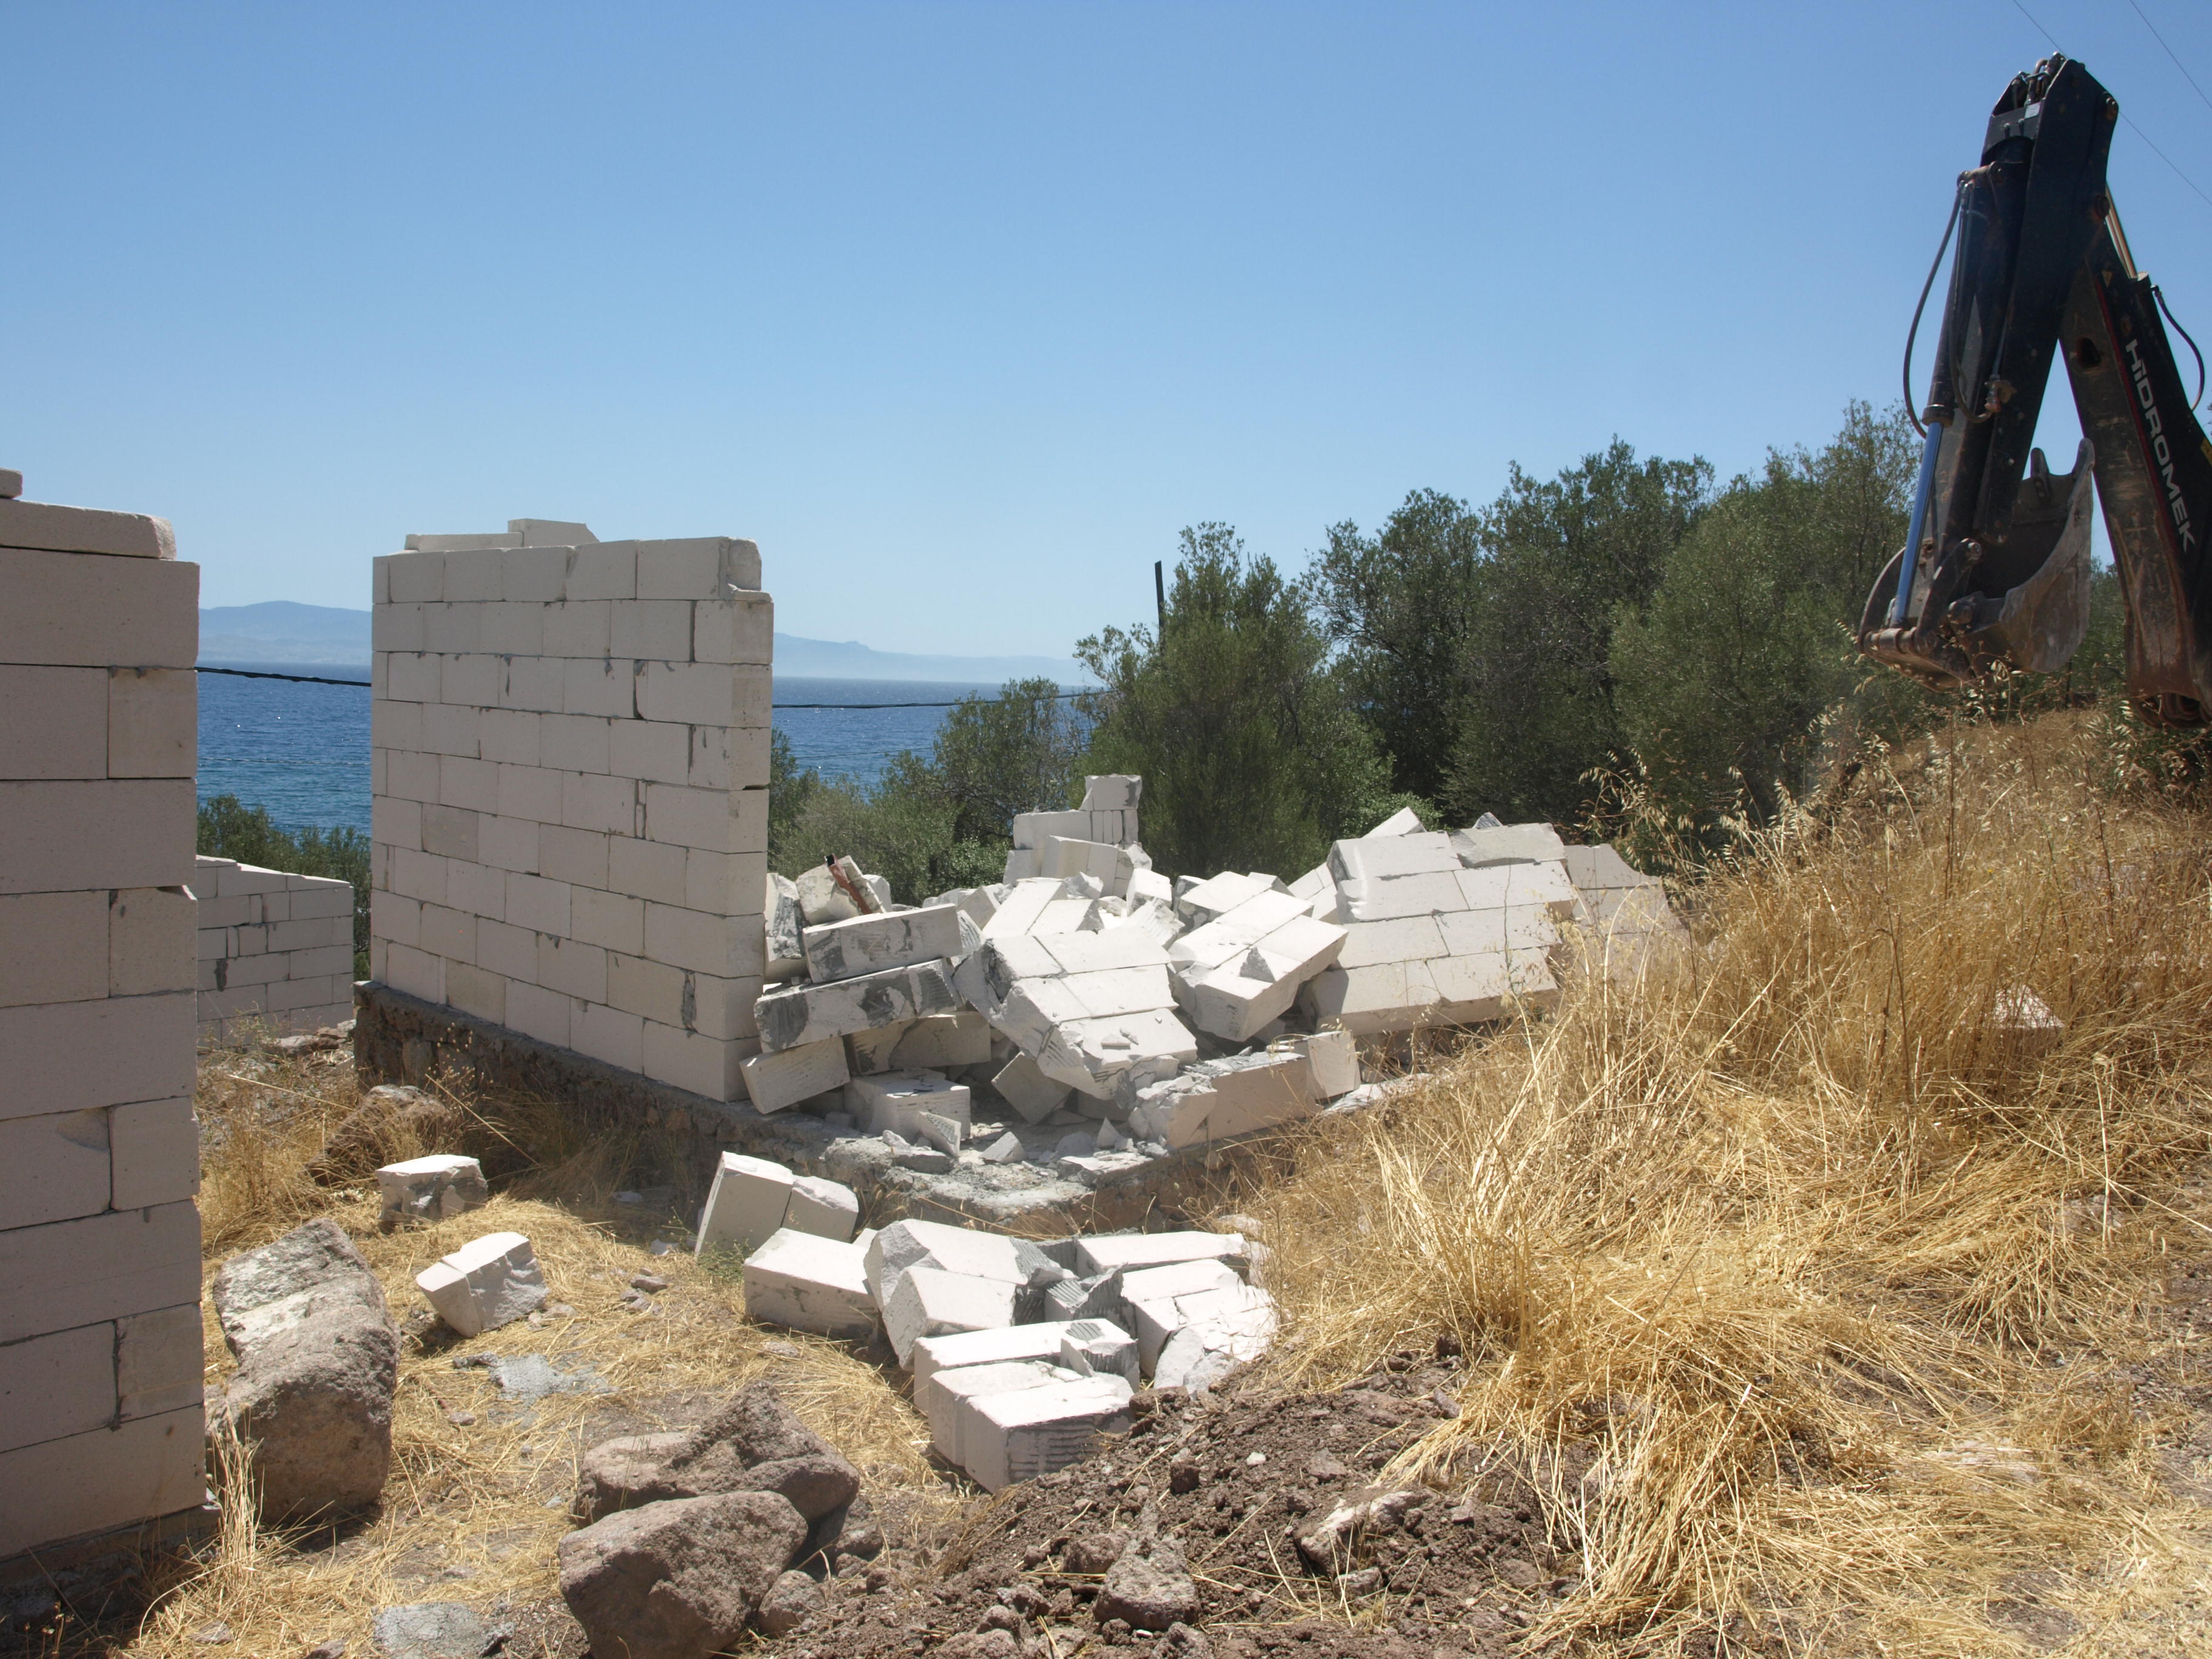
[740,776,1680,1185]
[684,1145,1269,1489]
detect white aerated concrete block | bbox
[1125,868,1173,907]
[1296,1027,1361,1099]
[1081,774,1142,811]
[1451,822,1567,867]
[863,1218,1036,1308]
[742,1228,876,1338]
[739,1034,850,1114]
[765,871,805,981]
[851,1070,972,1140]
[1363,806,1424,837]
[375,1155,489,1227]
[1151,1284,1278,1391]
[415,1231,548,1336]
[962,1376,1134,1493]
[882,1267,1018,1366]
[802,904,965,983]
[1011,809,1090,850]
[910,1321,1097,1392]
[991,1051,1070,1124]
[1059,1318,1140,1383]
[694,1152,796,1256]
[1072,1231,1249,1277]
[753,959,959,1052]
[846,1010,993,1075]
[923,1358,1068,1467]
[785,1175,860,1242]
[1175,870,1284,925]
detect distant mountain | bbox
[197,603,1084,685]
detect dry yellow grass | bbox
[90,1052,959,1659]
[1242,708,2212,1654]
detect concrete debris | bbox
[753,958,958,1052]
[374,1154,489,1230]
[414,1232,548,1337]
[742,783,1677,1221]
[742,1229,876,1338]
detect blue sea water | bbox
[195,668,1060,837]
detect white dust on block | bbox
[1153,1283,1278,1391]
[1128,1049,1318,1150]
[846,1010,993,1076]
[415,1231,547,1337]
[753,959,959,1052]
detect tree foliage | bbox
[1078,525,1407,877]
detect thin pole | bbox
[1154,560,1167,635]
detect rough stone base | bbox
[0,1500,219,1600]
[352,983,1286,1233]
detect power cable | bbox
[193,664,1094,710]
[2009,0,2212,213]
[2124,0,2212,122]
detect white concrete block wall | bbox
[370,522,772,1102]
[193,857,355,1039]
[0,476,207,1561]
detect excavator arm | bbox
[1859,55,2212,725]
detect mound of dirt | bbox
[761,1343,1576,1659]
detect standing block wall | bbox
[193,856,357,1040]
[0,472,208,1561]
[369,521,773,1101]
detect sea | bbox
[195,668,1041,837]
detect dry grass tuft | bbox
[1244,709,2212,1655]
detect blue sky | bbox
[8,1,2211,652]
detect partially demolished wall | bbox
[368,520,771,1101]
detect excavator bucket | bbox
[1860,440,2094,687]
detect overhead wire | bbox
[2009,0,2212,213]
[192,665,1093,709]
[2123,0,2212,122]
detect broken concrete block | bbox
[1033,895,1102,934]
[1059,1319,1140,1383]
[980,877,1063,939]
[1127,1269,1259,1370]
[1151,1284,1278,1391]
[1105,895,1184,949]
[1037,1268,1124,1322]
[1081,775,1142,812]
[1128,1049,1318,1149]
[793,860,859,925]
[802,904,964,983]
[922,1358,1069,1467]
[962,1376,1134,1493]
[1002,846,1041,883]
[1363,806,1425,837]
[851,1070,972,1141]
[765,873,805,982]
[1450,821,1567,868]
[1170,896,1347,1043]
[846,1010,993,1075]
[1011,809,1090,850]
[927,885,1001,928]
[1037,1008,1197,1100]
[742,1228,876,1339]
[1294,1027,1360,1099]
[374,1155,489,1229]
[739,1035,851,1114]
[694,1153,795,1257]
[980,1131,1024,1163]
[783,1175,860,1242]
[1175,871,1284,925]
[914,1110,965,1155]
[862,1218,1038,1309]
[882,1267,1018,1366]
[415,1232,548,1337]
[754,959,957,1052]
[992,1051,1071,1123]
[1125,868,1173,907]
